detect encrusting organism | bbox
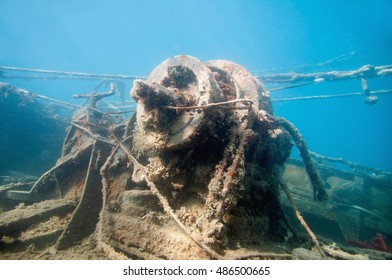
[0,55,331,260]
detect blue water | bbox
[1,0,391,171]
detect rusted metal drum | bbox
[205,60,272,114]
[130,55,224,152]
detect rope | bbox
[260,64,392,84]
[360,77,379,105]
[361,78,370,95]
[252,50,357,74]
[274,117,328,201]
[271,89,392,102]
[0,66,145,80]
[309,151,392,177]
[269,80,316,91]
[0,74,127,81]
[2,63,392,106]
[253,41,392,74]
[281,182,326,258]
[2,64,392,85]
[23,89,107,114]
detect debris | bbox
[281,182,326,258]
[0,55,335,260]
[322,244,369,260]
[234,252,292,260]
[0,199,76,237]
[274,117,328,201]
[292,248,324,260]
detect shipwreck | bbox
[1,55,391,260]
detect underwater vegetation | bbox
[348,233,392,253]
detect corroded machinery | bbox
[0,55,329,259]
[119,55,292,256]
